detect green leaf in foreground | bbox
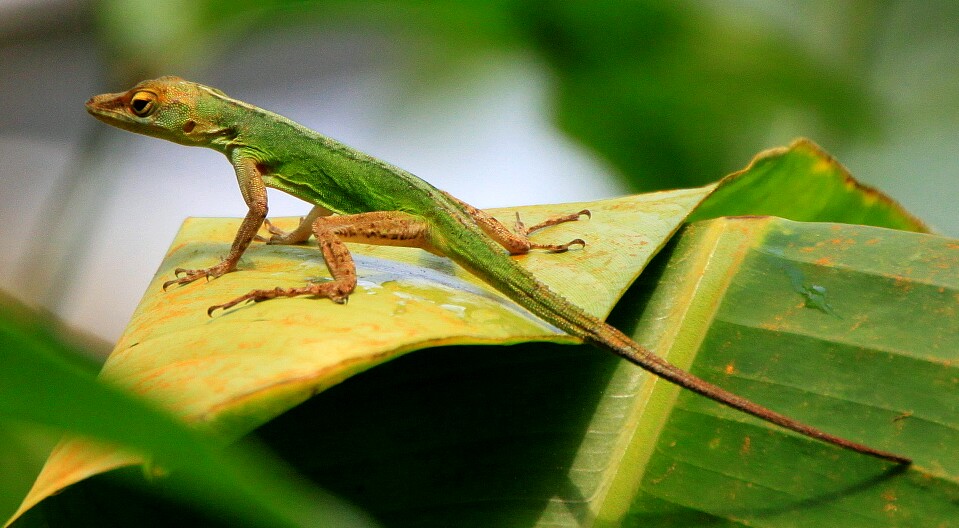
[0,424,58,523]
[0,297,374,528]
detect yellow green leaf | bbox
[15,140,944,526]
[14,188,710,519]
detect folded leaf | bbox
[14,188,710,523]
[16,140,951,526]
[691,139,928,231]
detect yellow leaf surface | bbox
[16,188,711,515]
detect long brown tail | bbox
[587,325,911,464]
[449,220,911,465]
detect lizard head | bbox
[85,76,236,147]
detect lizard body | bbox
[86,76,909,464]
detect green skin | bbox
[86,76,908,464]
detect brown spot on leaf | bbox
[893,411,913,423]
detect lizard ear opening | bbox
[179,120,236,140]
[129,91,157,117]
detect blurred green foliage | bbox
[516,1,878,187]
[0,293,371,527]
[93,0,889,191]
[4,2,944,523]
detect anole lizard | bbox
[86,76,910,465]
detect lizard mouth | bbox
[85,92,138,130]
[85,92,125,117]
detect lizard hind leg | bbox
[512,211,589,253]
[443,191,589,255]
[209,211,432,315]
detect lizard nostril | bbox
[182,120,196,133]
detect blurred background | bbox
[1,0,957,345]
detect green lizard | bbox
[86,76,909,465]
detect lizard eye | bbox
[129,91,157,117]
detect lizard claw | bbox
[206,286,279,316]
[207,282,352,315]
[207,298,247,317]
[161,272,201,290]
[546,238,586,253]
[163,263,232,290]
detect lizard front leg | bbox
[209,211,432,314]
[164,154,267,290]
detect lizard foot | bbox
[516,209,591,236]
[263,217,312,245]
[514,209,590,252]
[537,238,586,253]
[207,282,350,316]
[254,218,291,243]
[162,263,232,290]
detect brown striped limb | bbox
[209,198,592,314]
[443,192,590,254]
[164,156,268,290]
[209,211,433,315]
